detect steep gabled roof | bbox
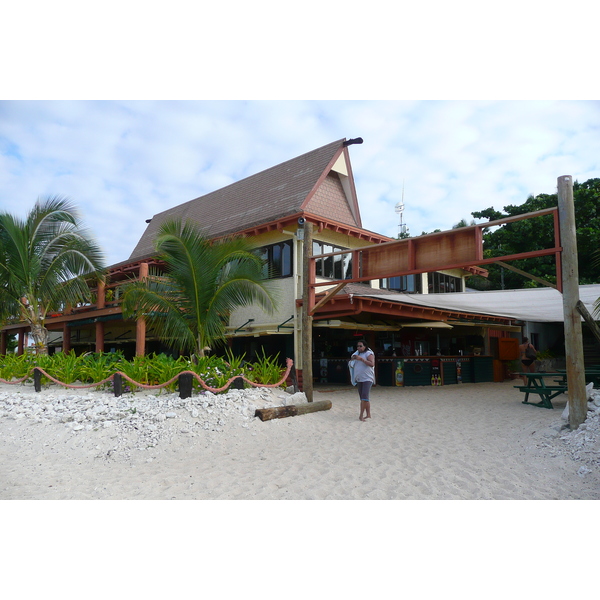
[128,139,361,261]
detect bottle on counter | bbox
[395,361,404,387]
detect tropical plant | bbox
[146,353,190,393]
[224,349,246,372]
[120,218,276,357]
[0,196,105,353]
[41,349,82,384]
[189,354,240,390]
[0,352,35,381]
[79,351,124,386]
[246,349,285,387]
[117,355,153,386]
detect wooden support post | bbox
[62,322,71,353]
[96,279,106,309]
[0,331,7,356]
[17,328,25,356]
[179,372,193,399]
[136,262,149,357]
[558,175,587,429]
[95,320,105,353]
[232,376,244,389]
[113,373,123,397]
[255,399,332,421]
[301,222,314,402]
[289,364,300,393]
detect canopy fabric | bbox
[357,284,600,323]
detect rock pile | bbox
[0,384,307,458]
[559,387,600,475]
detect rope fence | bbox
[0,358,295,398]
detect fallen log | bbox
[255,400,332,422]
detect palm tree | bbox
[0,196,105,354]
[120,218,277,357]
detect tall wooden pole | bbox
[95,280,105,353]
[557,175,587,429]
[301,222,314,402]
[135,262,148,357]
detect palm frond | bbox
[120,218,277,355]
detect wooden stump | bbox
[255,399,332,421]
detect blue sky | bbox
[1,100,598,266]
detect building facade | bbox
[1,139,520,387]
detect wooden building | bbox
[1,139,522,387]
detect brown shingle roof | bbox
[128,139,352,261]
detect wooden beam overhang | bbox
[2,306,127,333]
[308,207,562,315]
[308,294,513,326]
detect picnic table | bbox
[554,368,600,387]
[514,372,567,409]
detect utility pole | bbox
[557,175,587,429]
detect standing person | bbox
[519,337,537,385]
[351,339,375,422]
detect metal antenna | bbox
[394,181,407,237]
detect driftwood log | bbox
[255,400,332,422]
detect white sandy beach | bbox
[1,379,599,500]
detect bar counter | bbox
[313,355,495,386]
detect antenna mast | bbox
[394,181,408,237]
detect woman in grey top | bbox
[350,340,375,421]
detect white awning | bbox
[356,284,600,323]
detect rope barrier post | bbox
[289,364,299,393]
[179,373,193,399]
[232,376,244,390]
[33,367,42,392]
[113,373,123,397]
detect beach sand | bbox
[1,379,599,500]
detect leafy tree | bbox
[120,219,277,357]
[453,218,476,228]
[0,197,105,353]
[467,178,600,290]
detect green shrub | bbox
[247,349,285,387]
[0,353,35,381]
[79,351,124,388]
[0,349,286,393]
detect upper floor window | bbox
[380,274,422,293]
[427,272,462,293]
[258,240,293,279]
[313,241,353,280]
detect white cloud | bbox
[1,100,599,265]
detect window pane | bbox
[333,253,343,280]
[272,244,282,277]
